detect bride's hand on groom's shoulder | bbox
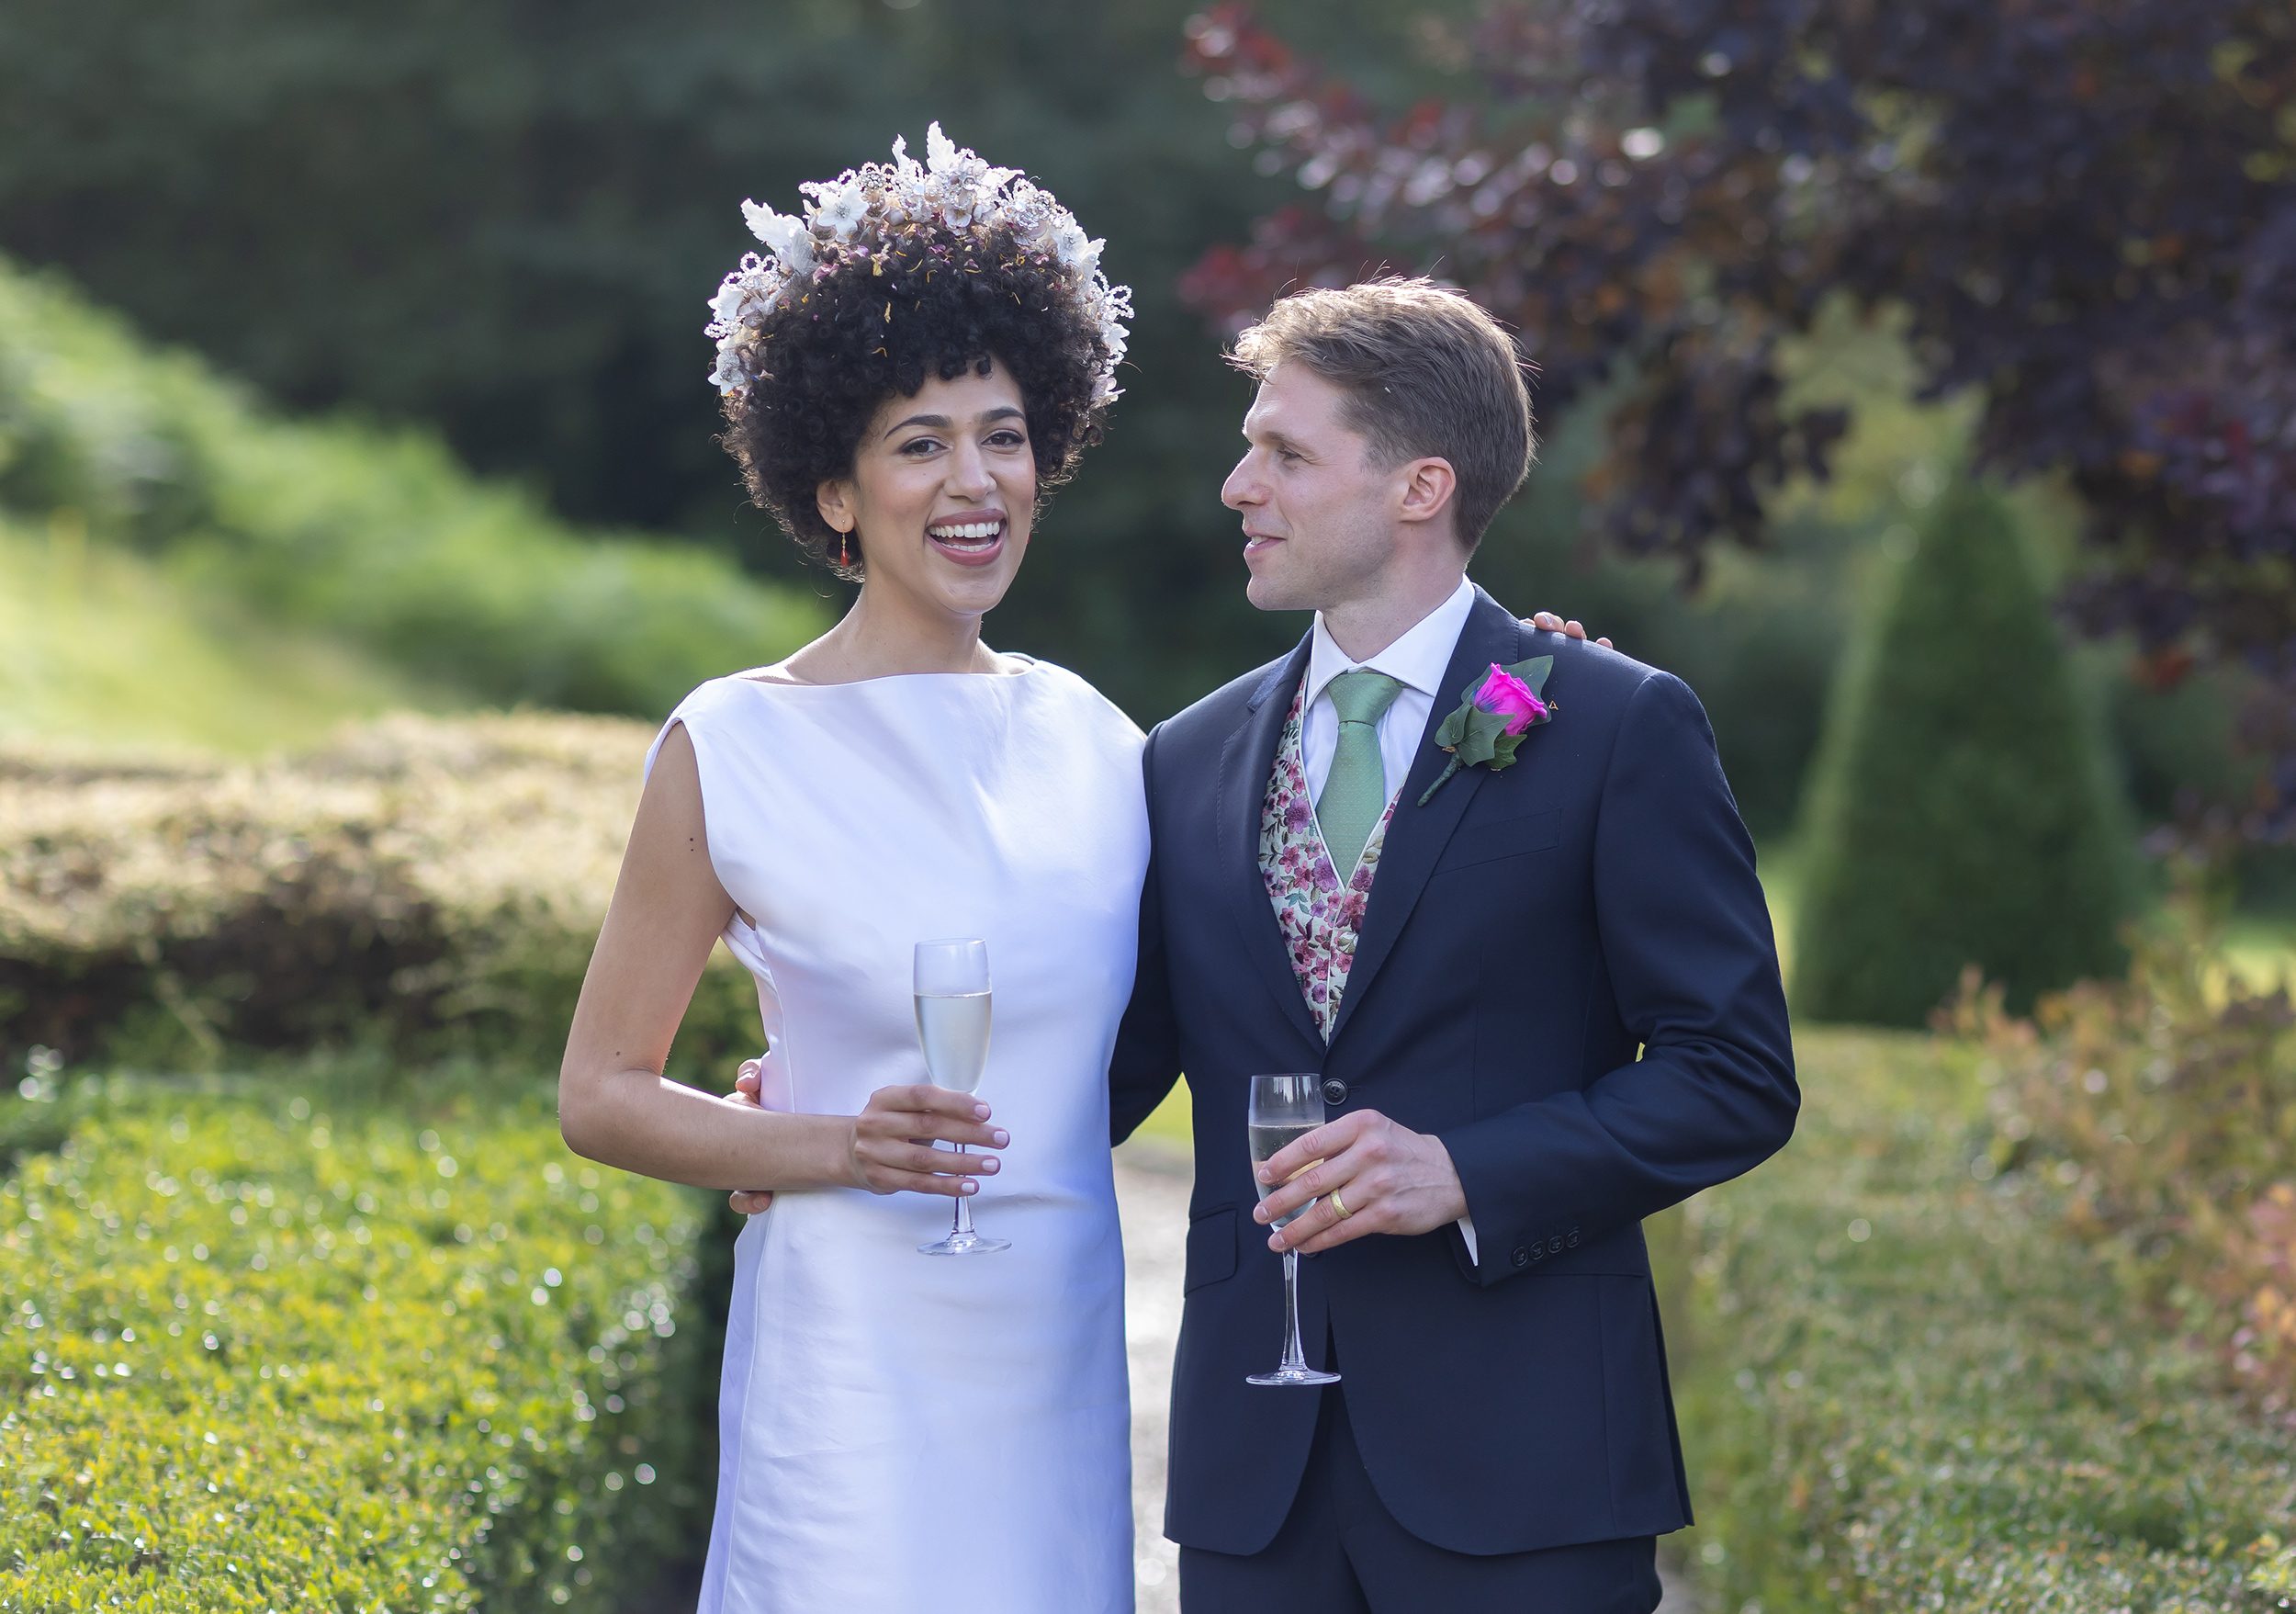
[1530,611,1613,649]
[724,1061,1008,1213]
[1252,1110,1469,1256]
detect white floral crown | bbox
[705,123,1132,409]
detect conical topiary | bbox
[1793,480,2137,1025]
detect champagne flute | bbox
[914,939,1007,1256]
[1245,1073,1339,1387]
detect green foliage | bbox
[1947,890,2296,1397]
[0,261,825,719]
[1794,482,2137,1024]
[0,1072,711,1609]
[0,513,433,753]
[0,0,1446,726]
[0,714,760,1078]
[1669,1028,2296,1611]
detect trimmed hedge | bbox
[1667,1028,2296,1610]
[0,258,824,718]
[1950,896,2296,1405]
[0,714,760,1077]
[1794,480,2137,1025]
[0,1072,710,1609]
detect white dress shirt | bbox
[1300,575,1478,804]
[1299,573,1483,1262]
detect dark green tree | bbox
[1794,482,2137,1026]
[0,0,1462,724]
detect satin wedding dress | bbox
[645,658,1147,1614]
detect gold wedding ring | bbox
[1330,1187,1353,1221]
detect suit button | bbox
[1566,1231,1581,1249]
[1548,1236,1565,1255]
[1320,1077,1348,1106]
[1511,1247,1530,1270]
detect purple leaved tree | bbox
[1180,0,2296,842]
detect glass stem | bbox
[951,1141,974,1237]
[1279,1247,1308,1372]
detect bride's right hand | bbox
[723,1060,1007,1209]
[845,1083,1008,1197]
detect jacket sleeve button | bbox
[1565,1231,1581,1249]
[1511,1247,1530,1269]
[1548,1236,1565,1255]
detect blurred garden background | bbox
[3,1,2292,1608]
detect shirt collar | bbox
[1304,575,1478,713]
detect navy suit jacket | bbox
[1109,587,1797,1558]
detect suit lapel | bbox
[1217,636,1325,1054]
[1328,590,1531,1050]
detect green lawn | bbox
[2223,912,2296,992]
[1663,1026,2296,1610]
[0,515,437,754]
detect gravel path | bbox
[1114,1141,1699,1614]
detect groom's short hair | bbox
[1229,277,1535,551]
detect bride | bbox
[557,128,1144,1613]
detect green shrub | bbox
[0,259,825,718]
[1671,1029,2296,1611]
[1946,893,2296,1399]
[0,1071,711,1610]
[1794,480,2137,1024]
[0,714,761,1078]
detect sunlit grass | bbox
[2222,914,2296,994]
[1134,1082,1194,1146]
[0,514,438,753]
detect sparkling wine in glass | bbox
[1245,1073,1339,1387]
[914,939,1007,1256]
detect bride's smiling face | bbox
[818,360,1037,621]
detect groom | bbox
[1108,278,1796,1610]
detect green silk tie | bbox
[1315,669,1406,885]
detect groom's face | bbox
[1224,364,1403,616]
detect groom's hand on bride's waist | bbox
[726,1060,774,1215]
[1254,1112,1469,1255]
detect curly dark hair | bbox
[720,221,1115,581]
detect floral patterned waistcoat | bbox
[1260,679,1399,1042]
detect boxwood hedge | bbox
[1,715,760,1078]
[1,1071,712,1610]
[1667,1029,2296,1611]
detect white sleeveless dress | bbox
[644,659,1146,1614]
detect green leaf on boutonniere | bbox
[1417,655,1556,806]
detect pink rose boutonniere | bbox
[1416,658,1556,806]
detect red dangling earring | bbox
[838,529,852,570]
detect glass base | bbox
[1246,1365,1340,1387]
[918,1228,1010,1256]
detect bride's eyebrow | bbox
[881,406,1024,440]
[883,412,952,440]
